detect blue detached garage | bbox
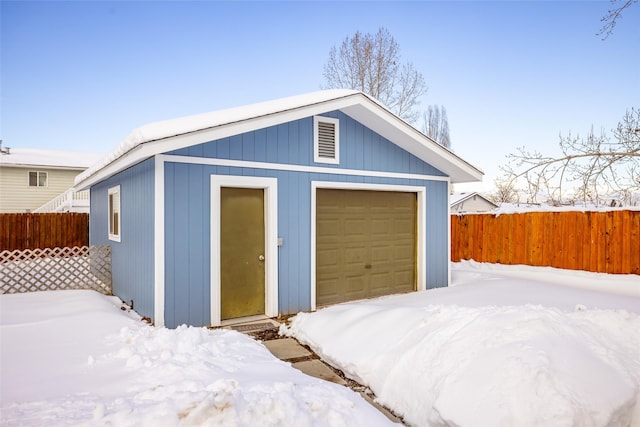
[75,90,483,328]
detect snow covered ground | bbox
[3,262,639,427]
[0,291,394,426]
[284,261,640,427]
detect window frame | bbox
[108,185,121,242]
[28,171,48,187]
[313,116,340,165]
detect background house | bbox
[0,145,103,213]
[450,191,497,213]
[75,90,483,328]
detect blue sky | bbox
[2,1,638,192]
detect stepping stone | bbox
[292,360,346,385]
[358,392,403,423]
[263,338,311,360]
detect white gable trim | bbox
[160,154,449,182]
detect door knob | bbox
[258,255,265,261]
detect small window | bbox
[28,171,48,187]
[314,116,340,164]
[108,186,121,242]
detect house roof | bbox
[75,90,483,189]
[0,148,104,170]
[450,192,497,208]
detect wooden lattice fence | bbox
[0,245,112,295]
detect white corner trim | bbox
[153,156,165,327]
[310,181,426,311]
[210,175,279,326]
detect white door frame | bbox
[210,175,278,326]
[310,181,426,311]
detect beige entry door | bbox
[220,187,266,320]
[316,189,417,306]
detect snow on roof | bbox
[0,148,104,169]
[75,89,483,188]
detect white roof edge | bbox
[75,89,482,189]
[342,93,483,183]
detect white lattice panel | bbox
[0,245,111,295]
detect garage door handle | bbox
[364,264,372,269]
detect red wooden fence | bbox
[0,213,89,251]
[451,210,640,275]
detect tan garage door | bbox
[316,189,417,306]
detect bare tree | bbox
[422,105,451,149]
[323,28,427,123]
[598,0,638,39]
[501,108,640,206]
[489,178,520,204]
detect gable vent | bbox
[314,116,340,164]
[317,121,336,158]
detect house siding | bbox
[0,166,84,213]
[90,158,155,319]
[162,113,449,327]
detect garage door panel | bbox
[317,248,339,267]
[345,219,366,237]
[316,189,417,307]
[394,219,415,235]
[371,219,390,235]
[394,244,415,261]
[317,219,340,238]
[370,272,391,290]
[345,247,366,266]
[345,277,366,298]
[371,246,390,263]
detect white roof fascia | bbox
[340,94,483,183]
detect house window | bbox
[108,186,121,242]
[28,171,48,187]
[314,116,340,164]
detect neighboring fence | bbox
[0,213,89,251]
[0,245,111,295]
[451,210,640,275]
